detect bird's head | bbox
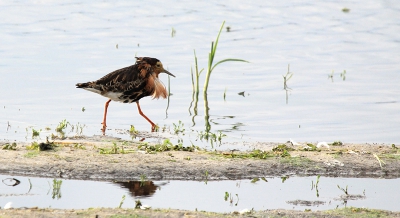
[136,57,175,77]
[153,61,175,77]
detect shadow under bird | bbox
[76,57,175,133]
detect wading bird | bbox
[76,57,175,133]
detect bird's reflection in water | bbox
[115,181,162,197]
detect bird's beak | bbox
[163,69,175,77]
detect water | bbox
[1,174,399,212]
[1,1,399,147]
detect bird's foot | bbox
[151,124,159,132]
[101,123,107,135]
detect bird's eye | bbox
[156,63,161,68]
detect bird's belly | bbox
[83,88,136,103]
[103,91,127,102]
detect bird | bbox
[76,57,175,133]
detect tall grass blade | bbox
[211,59,249,72]
[203,21,248,94]
[165,75,171,118]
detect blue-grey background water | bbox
[1,0,399,147]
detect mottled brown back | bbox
[76,57,166,103]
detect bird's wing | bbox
[93,65,147,94]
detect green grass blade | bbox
[212,21,225,57]
[210,59,249,72]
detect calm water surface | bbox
[1,0,399,147]
[1,174,400,212]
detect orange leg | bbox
[136,101,157,131]
[102,99,112,134]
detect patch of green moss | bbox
[331,141,343,146]
[380,153,400,160]
[303,143,321,152]
[220,149,274,159]
[138,139,198,153]
[272,144,293,157]
[2,142,17,150]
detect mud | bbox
[1,137,399,181]
[1,136,400,217]
[1,207,400,218]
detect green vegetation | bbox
[172,120,185,135]
[190,21,247,136]
[171,27,176,37]
[26,139,56,151]
[311,175,321,197]
[224,191,229,201]
[283,64,293,104]
[196,130,226,147]
[56,119,70,133]
[73,143,86,150]
[222,149,274,159]
[188,49,203,122]
[118,195,126,208]
[340,70,347,81]
[272,144,293,157]
[138,139,198,153]
[32,128,41,138]
[283,64,293,89]
[53,119,71,139]
[72,123,86,136]
[24,150,40,158]
[203,21,248,94]
[134,200,142,209]
[303,143,320,152]
[223,192,239,206]
[26,142,40,150]
[380,153,400,160]
[217,145,302,160]
[99,142,135,154]
[342,8,350,13]
[2,142,17,150]
[51,179,62,199]
[129,125,138,135]
[337,184,349,196]
[331,141,343,146]
[140,174,147,187]
[223,87,227,100]
[373,153,386,169]
[251,177,267,183]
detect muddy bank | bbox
[1,207,400,218]
[1,137,399,181]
